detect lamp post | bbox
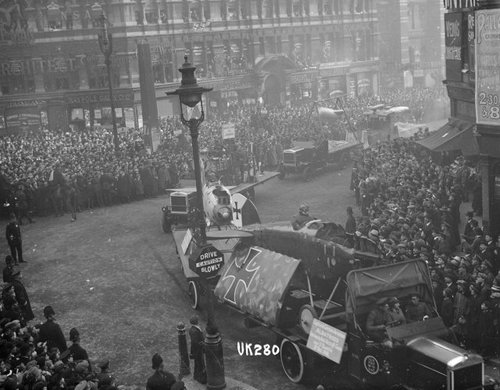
[92,2,119,154]
[167,58,226,390]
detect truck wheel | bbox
[162,213,172,233]
[188,280,199,310]
[280,339,305,383]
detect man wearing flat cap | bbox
[38,306,67,353]
[365,297,392,342]
[146,353,176,390]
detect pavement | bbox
[180,374,261,390]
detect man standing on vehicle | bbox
[291,204,315,230]
[345,206,356,248]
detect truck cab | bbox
[279,141,328,180]
[344,260,485,389]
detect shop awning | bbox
[416,118,474,152]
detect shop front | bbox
[0,97,47,135]
[287,70,319,103]
[347,68,379,98]
[318,65,349,98]
[203,75,256,112]
[65,88,135,131]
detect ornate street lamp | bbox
[92,2,119,154]
[167,58,226,389]
[167,57,212,243]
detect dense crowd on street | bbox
[0,86,446,221]
[348,138,499,357]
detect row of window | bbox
[26,0,373,33]
[0,69,120,95]
[152,32,375,83]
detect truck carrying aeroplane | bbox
[211,229,496,389]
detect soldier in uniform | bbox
[291,204,314,231]
[365,297,392,344]
[5,213,24,264]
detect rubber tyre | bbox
[188,280,199,310]
[280,339,305,383]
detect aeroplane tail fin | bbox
[232,193,261,228]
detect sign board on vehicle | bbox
[189,244,224,278]
[306,319,346,364]
[222,122,236,139]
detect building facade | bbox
[441,0,500,236]
[377,0,445,89]
[0,0,380,134]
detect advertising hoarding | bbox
[445,12,463,82]
[475,9,500,126]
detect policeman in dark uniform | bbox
[146,353,176,390]
[38,306,67,353]
[291,204,315,231]
[5,213,24,264]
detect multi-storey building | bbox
[377,0,444,88]
[0,0,380,133]
[436,0,500,236]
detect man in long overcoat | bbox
[6,213,24,263]
[189,315,206,384]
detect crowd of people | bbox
[0,249,120,390]
[347,138,499,357]
[0,87,446,221]
[1,232,196,390]
[0,84,475,389]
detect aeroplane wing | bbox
[214,245,301,326]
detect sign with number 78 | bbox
[475,9,500,125]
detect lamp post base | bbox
[204,331,226,389]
